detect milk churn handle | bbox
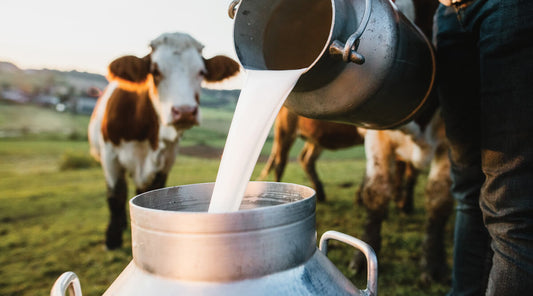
[228,0,241,19]
[319,231,378,296]
[329,0,372,64]
[50,271,83,296]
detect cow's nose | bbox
[171,105,198,126]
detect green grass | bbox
[0,102,90,140]
[0,104,454,295]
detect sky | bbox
[0,0,243,88]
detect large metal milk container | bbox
[51,182,378,295]
[230,0,436,129]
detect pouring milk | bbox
[208,0,332,212]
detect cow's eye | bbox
[199,70,207,77]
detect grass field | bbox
[0,102,454,295]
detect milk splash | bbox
[208,69,305,212]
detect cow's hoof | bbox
[105,236,123,250]
[316,190,326,203]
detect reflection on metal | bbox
[320,230,378,296]
[50,271,82,296]
[228,0,241,19]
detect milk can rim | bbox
[128,181,317,233]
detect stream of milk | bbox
[208,69,305,212]
[207,0,331,212]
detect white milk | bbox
[208,69,305,213]
[208,0,332,212]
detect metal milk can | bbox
[230,0,436,129]
[51,182,377,296]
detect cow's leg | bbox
[258,150,277,181]
[393,160,408,211]
[137,172,168,195]
[101,151,128,250]
[350,131,393,273]
[258,109,297,182]
[273,133,296,182]
[402,162,419,214]
[355,173,366,206]
[393,160,419,214]
[421,144,454,284]
[101,143,128,250]
[298,142,325,202]
[258,133,280,181]
[259,134,296,182]
[351,173,393,273]
[105,176,128,250]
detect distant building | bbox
[74,96,98,114]
[0,89,30,103]
[72,86,102,114]
[34,94,60,107]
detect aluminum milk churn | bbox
[230,0,436,129]
[51,182,377,295]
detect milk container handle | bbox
[228,0,240,19]
[228,0,371,64]
[50,271,83,296]
[329,0,372,64]
[319,230,378,296]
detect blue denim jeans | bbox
[434,0,533,295]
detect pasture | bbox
[0,101,454,295]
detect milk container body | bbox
[51,182,378,296]
[231,0,435,129]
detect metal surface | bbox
[320,231,378,296]
[53,182,378,295]
[50,272,82,296]
[328,0,371,64]
[128,182,317,281]
[232,0,436,129]
[228,0,240,19]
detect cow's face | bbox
[107,32,240,130]
[149,34,205,129]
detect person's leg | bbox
[475,0,533,294]
[435,4,492,295]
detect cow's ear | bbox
[108,55,151,83]
[203,55,240,82]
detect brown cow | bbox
[353,107,453,283]
[88,32,239,249]
[258,106,365,202]
[258,106,420,209]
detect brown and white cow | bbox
[88,32,239,249]
[257,106,365,201]
[350,0,452,284]
[353,106,453,283]
[260,104,450,283]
